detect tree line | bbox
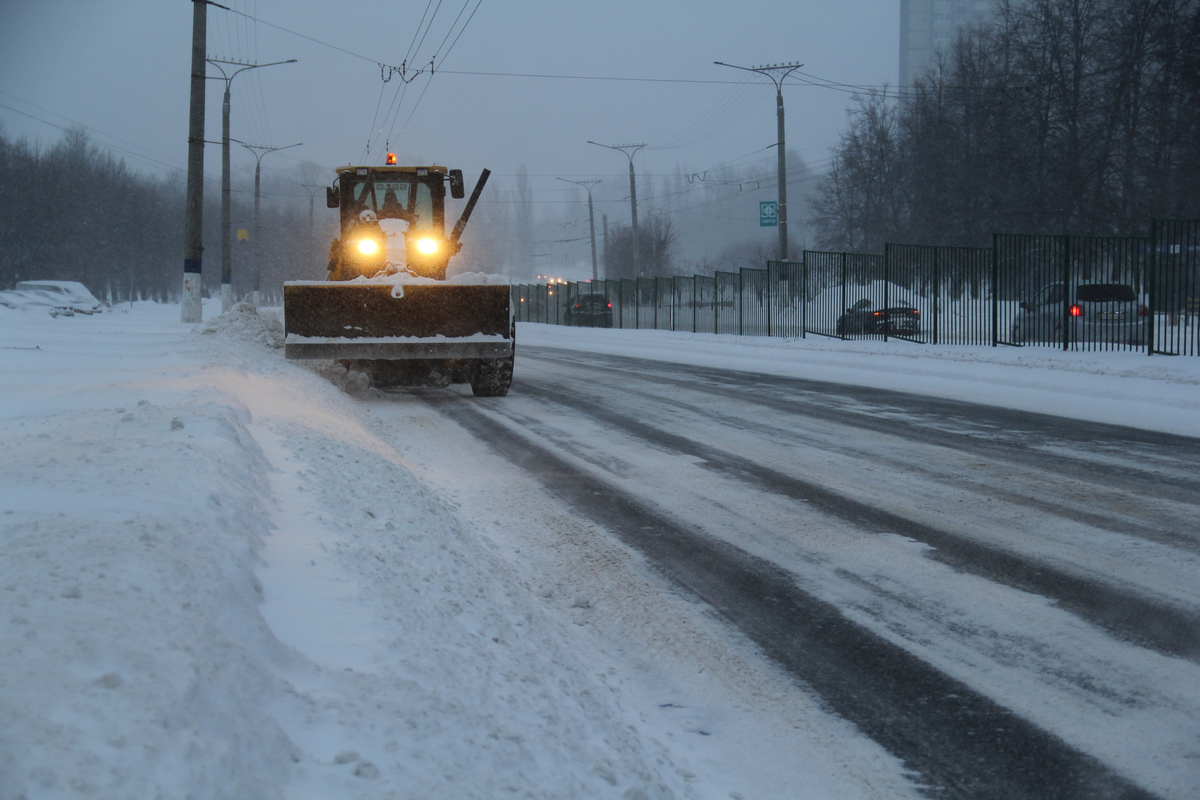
[811,0,1200,252]
[0,126,329,303]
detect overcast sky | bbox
[0,0,898,232]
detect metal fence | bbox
[510,218,1199,355]
[1151,219,1200,356]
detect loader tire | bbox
[470,322,515,397]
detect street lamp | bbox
[588,141,645,276]
[207,57,296,312]
[241,142,301,307]
[714,61,803,262]
[556,177,602,281]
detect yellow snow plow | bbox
[283,161,514,396]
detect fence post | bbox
[1148,219,1157,356]
[883,244,890,343]
[673,277,679,332]
[841,252,848,340]
[738,270,744,336]
[933,246,941,345]
[802,257,807,338]
[766,262,773,338]
[991,234,999,347]
[705,277,715,335]
[1062,234,1072,351]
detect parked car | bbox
[1011,281,1147,345]
[563,293,613,327]
[0,280,105,316]
[836,298,921,337]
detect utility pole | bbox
[241,142,301,307]
[602,213,609,274]
[557,177,602,281]
[301,182,324,278]
[207,57,296,312]
[300,183,323,230]
[181,0,210,323]
[588,141,645,276]
[714,61,803,262]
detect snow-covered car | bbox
[0,280,105,316]
[1012,281,1147,346]
[836,298,921,337]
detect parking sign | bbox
[760,201,778,227]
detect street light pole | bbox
[588,141,646,276]
[207,57,296,312]
[714,61,803,262]
[241,142,301,307]
[557,177,602,281]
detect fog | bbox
[0,0,897,279]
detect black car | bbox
[563,293,613,327]
[836,298,921,336]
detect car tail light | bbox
[1069,304,1084,317]
[1137,303,1148,316]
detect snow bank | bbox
[0,301,691,799]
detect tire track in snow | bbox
[523,348,1200,507]
[426,393,1156,800]
[511,376,1200,664]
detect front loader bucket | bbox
[283,281,512,360]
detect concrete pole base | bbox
[181,274,202,323]
[221,284,233,313]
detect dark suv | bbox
[563,293,613,327]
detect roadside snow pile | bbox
[197,299,283,350]
[1,300,694,799]
[0,391,299,799]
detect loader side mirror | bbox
[326,186,340,208]
[449,169,465,200]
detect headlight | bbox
[357,239,379,255]
[416,237,439,255]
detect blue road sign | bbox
[760,200,778,227]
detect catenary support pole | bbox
[241,142,301,307]
[181,0,208,323]
[556,178,602,281]
[207,58,296,312]
[588,142,645,276]
[714,61,803,262]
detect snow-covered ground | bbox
[2,299,1197,799]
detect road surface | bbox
[362,343,1200,799]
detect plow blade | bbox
[283,281,512,361]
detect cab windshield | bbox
[343,173,435,230]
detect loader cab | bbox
[332,165,448,232]
[328,165,459,279]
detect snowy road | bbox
[3,302,1199,799]
[377,335,1200,799]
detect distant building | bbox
[899,0,995,89]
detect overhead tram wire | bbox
[209,11,910,96]
[403,0,437,67]
[379,0,484,151]
[650,80,772,151]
